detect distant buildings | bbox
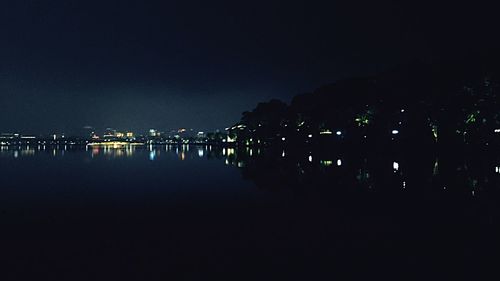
[0,127,230,147]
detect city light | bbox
[320,160,333,166]
[393,161,399,171]
[87,142,143,148]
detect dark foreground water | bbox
[1,145,500,280]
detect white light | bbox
[393,161,399,171]
[495,129,500,133]
[281,137,286,141]
[392,130,399,135]
[308,155,313,162]
[337,159,342,166]
[308,134,313,138]
[401,109,405,113]
[282,150,285,157]
[403,181,406,189]
[336,131,342,136]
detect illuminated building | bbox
[0,133,18,140]
[103,128,117,139]
[149,129,159,137]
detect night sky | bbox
[0,0,497,135]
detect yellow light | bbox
[320,130,333,135]
[87,142,144,147]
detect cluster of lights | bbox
[320,160,333,166]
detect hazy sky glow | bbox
[0,0,497,135]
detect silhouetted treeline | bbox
[228,56,500,148]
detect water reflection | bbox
[2,144,500,198]
[149,150,156,161]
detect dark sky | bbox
[0,0,497,135]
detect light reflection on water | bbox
[0,144,499,197]
[2,141,499,281]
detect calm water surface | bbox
[1,145,499,280]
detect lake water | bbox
[1,145,499,280]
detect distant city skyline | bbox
[0,126,216,137]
